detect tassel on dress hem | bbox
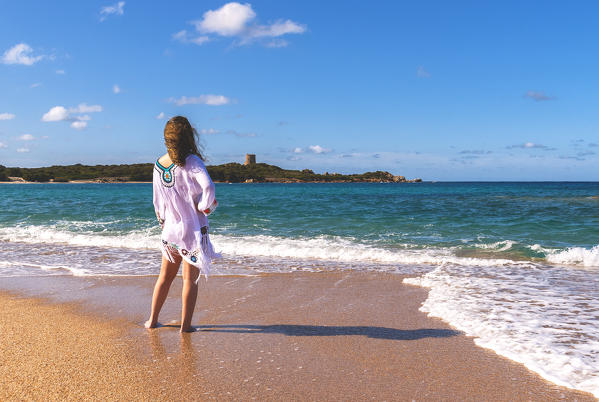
[160,229,221,284]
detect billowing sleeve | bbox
[193,157,216,213]
[152,169,165,227]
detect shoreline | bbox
[1,179,423,184]
[0,180,153,184]
[1,272,595,400]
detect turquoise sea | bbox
[0,182,598,396]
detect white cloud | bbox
[19,134,35,141]
[56,69,65,75]
[191,36,212,45]
[309,145,331,154]
[16,147,30,153]
[0,142,7,149]
[70,121,87,130]
[42,103,101,129]
[196,2,256,36]
[265,39,288,48]
[1,43,44,66]
[506,142,554,150]
[179,2,306,47]
[70,103,103,113]
[247,19,305,39]
[524,91,553,101]
[169,95,230,106]
[30,82,42,88]
[200,128,220,134]
[100,1,125,21]
[42,106,69,122]
[0,113,16,120]
[156,112,165,119]
[172,30,211,45]
[113,84,121,94]
[293,147,303,154]
[417,66,430,78]
[172,30,187,41]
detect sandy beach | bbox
[1,272,594,401]
[3,0,599,399]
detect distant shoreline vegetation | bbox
[0,163,422,183]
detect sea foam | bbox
[404,264,599,398]
[0,224,538,269]
[2,224,598,273]
[545,245,599,267]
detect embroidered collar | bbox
[155,159,177,187]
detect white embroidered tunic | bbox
[153,154,220,279]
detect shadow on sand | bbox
[184,324,462,340]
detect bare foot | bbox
[180,326,196,333]
[144,319,158,329]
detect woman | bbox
[145,116,220,332]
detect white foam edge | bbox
[0,225,534,268]
[403,273,599,398]
[474,240,518,252]
[545,245,599,267]
[2,225,598,268]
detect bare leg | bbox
[145,255,181,329]
[180,261,200,332]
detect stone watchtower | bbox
[244,154,256,165]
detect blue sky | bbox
[1,1,598,180]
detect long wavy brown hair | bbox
[163,116,205,166]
